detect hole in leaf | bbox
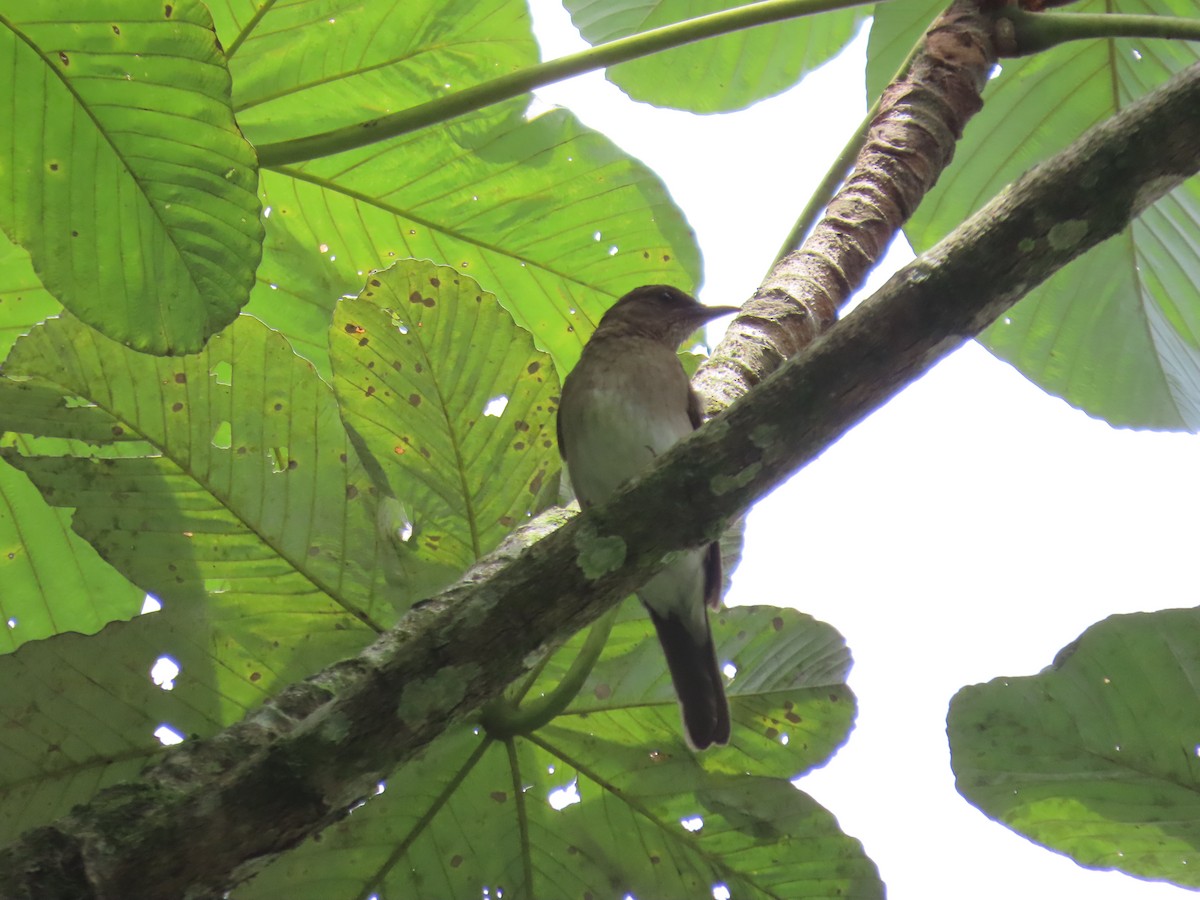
[547,780,580,810]
[150,656,180,691]
[154,724,185,746]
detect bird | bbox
[556,285,738,749]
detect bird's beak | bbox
[698,305,740,321]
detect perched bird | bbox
[557,285,738,749]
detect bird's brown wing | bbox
[685,384,704,431]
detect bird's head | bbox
[595,285,739,348]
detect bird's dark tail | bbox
[646,608,731,750]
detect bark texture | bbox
[696,0,998,412]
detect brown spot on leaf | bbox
[346,485,359,499]
[112,24,121,34]
[408,393,421,407]
[250,671,261,682]
[450,855,463,868]
[358,337,369,347]
[49,163,58,171]
[594,683,611,700]
[287,459,298,470]
[274,403,283,412]
[307,546,320,557]
[175,372,187,384]
[772,616,784,631]
[430,276,440,287]
[112,426,124,436]
[370,278,381,287]
[527,361,540,374]
[514,420,529,432]
[490,791,507,803]
[499,515,514,527]
[365,385,376,397]
[164,3,173,16]
[344,323,363,334]
[513,442,525,451]
[58,51,69,65]
[420,447,430,459]
[528,468,544,495]
[171,402,183,412]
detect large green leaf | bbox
[868,0,1200,429]
[0,313,402,628]
[239,606,877,899]
[0,313,411,838]
[564,0,867,113]
[0,596,381,844]
[332,261,560,574]
[0,0,262,354]
[949,608,1200,888]
[203,0,698,377]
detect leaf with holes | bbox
[239,606,878,900]
[331,260,560,573]
[212,0,698,376]
[0,0,262,354]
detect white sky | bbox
[529,3,1198,899]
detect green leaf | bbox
[331,260,560,573]
[0,456,144,652]
[0,313,419,837]
[220,0,535,144]
[0,0,262,354]
[531,604,855,778]
[868,0,1200,429]
[251,106,699,378]
[949,608,1200,888]
[564,0,867,113]
[0,313,396,662]
[0,233,59,358]
[213,0,698,377]
[0,592,384,844]
[240,607,877,899]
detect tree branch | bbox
[3,47,1198,900]
[697,0,1001,410]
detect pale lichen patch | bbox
[574,523,627,580]
[749,424,776,450]
[1047,219,1089,250]
[711,462,762,496]
[397,664,479,721]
